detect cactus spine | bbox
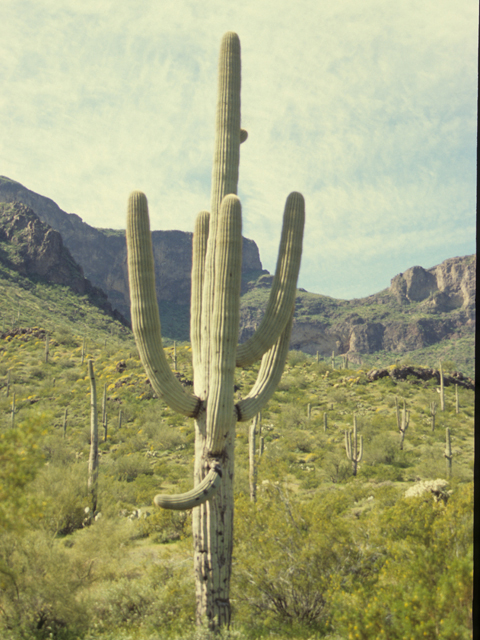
[125,32,304,628]
[345,414,363,476]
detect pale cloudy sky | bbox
[0,0,477,299]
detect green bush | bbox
[232,488,362,633]
[114,453,154,482]
[0,530,89,639]
[331,483,473,639]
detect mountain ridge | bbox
[0,176,475,376]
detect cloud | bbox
[0,0,476,299]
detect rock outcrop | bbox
[0,201,127,325]
[0,177,263,322]
[390,257,476,317]
[0,177,475,367]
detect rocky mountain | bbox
[240,254,475,372]
[0,200,127,326]
[0,177,264,326]
[0,176,475,375]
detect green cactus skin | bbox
[345,414,363,476]
[154,464,223,510]
[125,31,304,628]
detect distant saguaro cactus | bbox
[444,428,453,478]
[125,32,304,628]
[249,414,260,503]
[430,401,437,432]
[345,415,363,476]
[439,362,445,411]
[87,360,99,514]
[399,399,410,450]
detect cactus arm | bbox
[357,435,363,463]
[154,464,223,511]
[191,211,210,394]
[345,430,352,460]
[236,192,305,367]
[206,195,243,454]
[236,312,293,422]
[127,190,201,417]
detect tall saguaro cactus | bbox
[345,414,363,476]
[126,32,305,628]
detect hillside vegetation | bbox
[0,266,473,640]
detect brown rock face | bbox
[0,177,263,324]
[389,256,476,317]
[0,201,127,325]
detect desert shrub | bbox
[32,461,88,536]
[86,553,195,635]
[232,489,370,634]
[321,451,353,483]
[277,403,307,431]
[114,453,154,482]
[358,463,404,482]
[0,530,89,639]
[331,483,473,639]
[139,508,192,543]
[287,350,308,366]
[364,432,399,465]
[0,416,45,530]
[27,365,48,380]
[54,328,79,347]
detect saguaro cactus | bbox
[430,401,436,431]
[126,32,304,628]
[87,359,99,514]
[345,415,363,476]
[249,414,260,503]
[444,428,453,478]
[439,361,445,411]
[399,399,410,450]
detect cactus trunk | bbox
[125,32,304,629]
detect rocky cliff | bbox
[0,177,264,324]
[240,254,475,372]
[0,176,475,372]
[0,201,127,325]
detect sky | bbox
[0,0,477,299]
